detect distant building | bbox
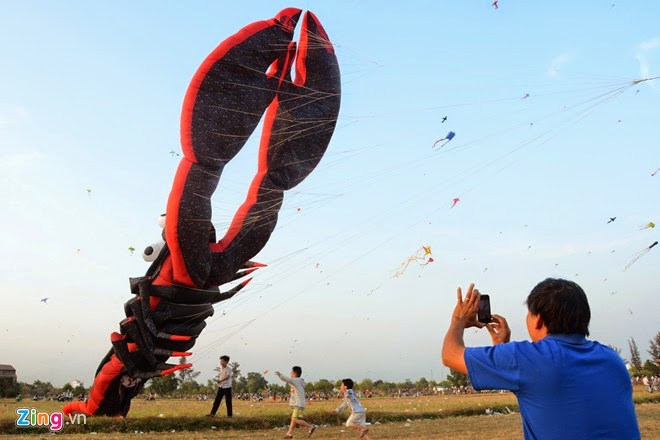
[0,365,17,383]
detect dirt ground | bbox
[2,402,656,440]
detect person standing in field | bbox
[276,366,317,438]
[208,355,233,417]
[442,278,640,439]
[332,378,371,439]
[118,375,141,417]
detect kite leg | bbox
[207,11,341,285]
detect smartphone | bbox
[478,294,492,324]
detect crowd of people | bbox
[639,375,660,392]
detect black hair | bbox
[292,366,302,377]
[341,378,354,389]
[526,278,590,336]
[220,355,230,362]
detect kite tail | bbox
[63,351,124,416]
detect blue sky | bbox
[0,1,658,387]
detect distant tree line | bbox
[0,379,87,399]
[626,332,660,377]
[145,357,472,398]
[3,332,658,399]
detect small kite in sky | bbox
[441,116,448,123]
[128,246,136,255]
[639,221,655,230]
[522,93,530,99]
[366,286,381,296]
[40,298,48,304]
[607,217,616,224]
[651,168,659,177]
[169,150,180,157]
[624,241,658,271]
[394,245,434,277]
[450,197,460,209]
[86,189,92,196]
[492,0,499,9]
[433,131,456,149]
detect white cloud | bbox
[0,151,42,170]
[0,106,29,125]
[635,37,659,85]
[547,52,573,78]
[0,152,44,193]
[637,38,660,52]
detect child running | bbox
[275,366,317,438]
[333,378,371,439]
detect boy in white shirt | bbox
[333,378,371,439]
[275,366,317,438]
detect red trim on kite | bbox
[63,354,124,415]
[182,23,271,162]
[306,11,334,54]
[161,363,191,376]
[153,256,173,286]
[294,14,309,87]
[62,401,87,416]
[213,95,280,252]
[171,351,193,357]
[166,159,195,287]
[149,295,161,310]
[180,8,301,162]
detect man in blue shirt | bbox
[441,278,640,439]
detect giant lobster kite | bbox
[64,8,340,416]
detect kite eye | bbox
[142,241,164,262]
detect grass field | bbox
[1,390,658,439]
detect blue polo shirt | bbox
[464,334,640,440]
